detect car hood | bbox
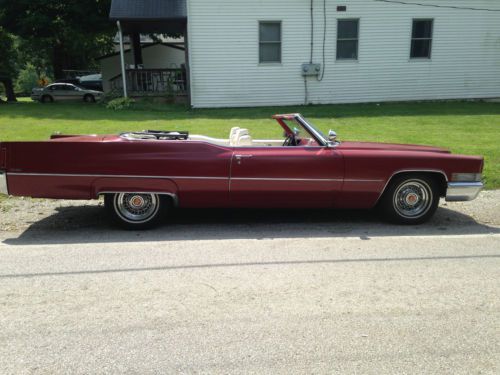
[337,141,451,154]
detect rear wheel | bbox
[83,94,95,103]
[41,95,53,103]
[105,193,170,229]
[379,174,440,224]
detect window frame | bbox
[410,18,433,60]
[336,18,360,61]
[258,20,282,64]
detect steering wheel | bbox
[283,133,299,146]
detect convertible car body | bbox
[0,114,483,228]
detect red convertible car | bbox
[0,114,483,228]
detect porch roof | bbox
[110,0,186,33]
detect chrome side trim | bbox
[344,179,384,183]
[7,172,382,184]
[232,177,343,182]
[8,172,228,180]
[98,191,179,206]
[374,169,449,206]
[0,171,8,195]
[445,182,483,202]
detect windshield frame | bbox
[273,114,332,147]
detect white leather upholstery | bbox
[229,127,240,146]
[238,135,253,146]
[233,128,253,146]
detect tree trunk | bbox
[52,43,65,80]
[1,78,17,102]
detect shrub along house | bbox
[110,0,500,108]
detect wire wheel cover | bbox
[393,180,433,218]
[114,193,159,223]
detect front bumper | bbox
[0,171,8,195]
[446,182,483,202]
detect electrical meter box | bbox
[301,63,321,77]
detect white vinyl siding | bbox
[187,0,500,108]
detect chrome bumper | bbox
[446,182,483,202]
[0,171,8,195]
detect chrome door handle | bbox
[234,154,253,164]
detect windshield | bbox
[304,119,328,142]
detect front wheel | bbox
[105,193,170,229]
[379,175,440,224]
[83,94,95,103]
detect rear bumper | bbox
[0,171,8,195]
[446,182,483,202]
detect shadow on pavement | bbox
[3,203,499,246]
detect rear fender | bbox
[92,177,179,205]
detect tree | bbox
[0,0,115,79]
[0,27,18,102]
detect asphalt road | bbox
[0,196,499,374]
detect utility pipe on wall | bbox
[117,20,128,98]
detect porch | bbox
[109,68,187,97]
[109,0,189,103]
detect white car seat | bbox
[234,129,253,146]
[229,127,240,146]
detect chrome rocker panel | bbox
[446,182,483,202]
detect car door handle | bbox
[234,154,253,164]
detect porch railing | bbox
[109,68,187,96]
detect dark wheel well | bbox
[83,94,95,102]
[41,94,53,103]
[380,171,447,202]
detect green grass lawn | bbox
[0,99,499,188]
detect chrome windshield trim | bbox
[0,171,8,195]
[294,114,330,147]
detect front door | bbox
[230,146,343,208]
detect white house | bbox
[110,0,500,108]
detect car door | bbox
[229,146,344,208]
[50,84,67,101]
[65,85,82,101]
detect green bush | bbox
[15,64,50,95]
[106,97,135,110]
[99,88,122,104]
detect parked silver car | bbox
[31,83,103,103]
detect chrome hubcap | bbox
[393,180,432,218]
[114,193,159,223]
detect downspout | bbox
[117,20,128,98]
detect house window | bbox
[259,21,281,63]
[337,19,359,60]
[411,19,433,58]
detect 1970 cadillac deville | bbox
[0,114,483,228]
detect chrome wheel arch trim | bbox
[374,169,448,206]
[99,191,179,207]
